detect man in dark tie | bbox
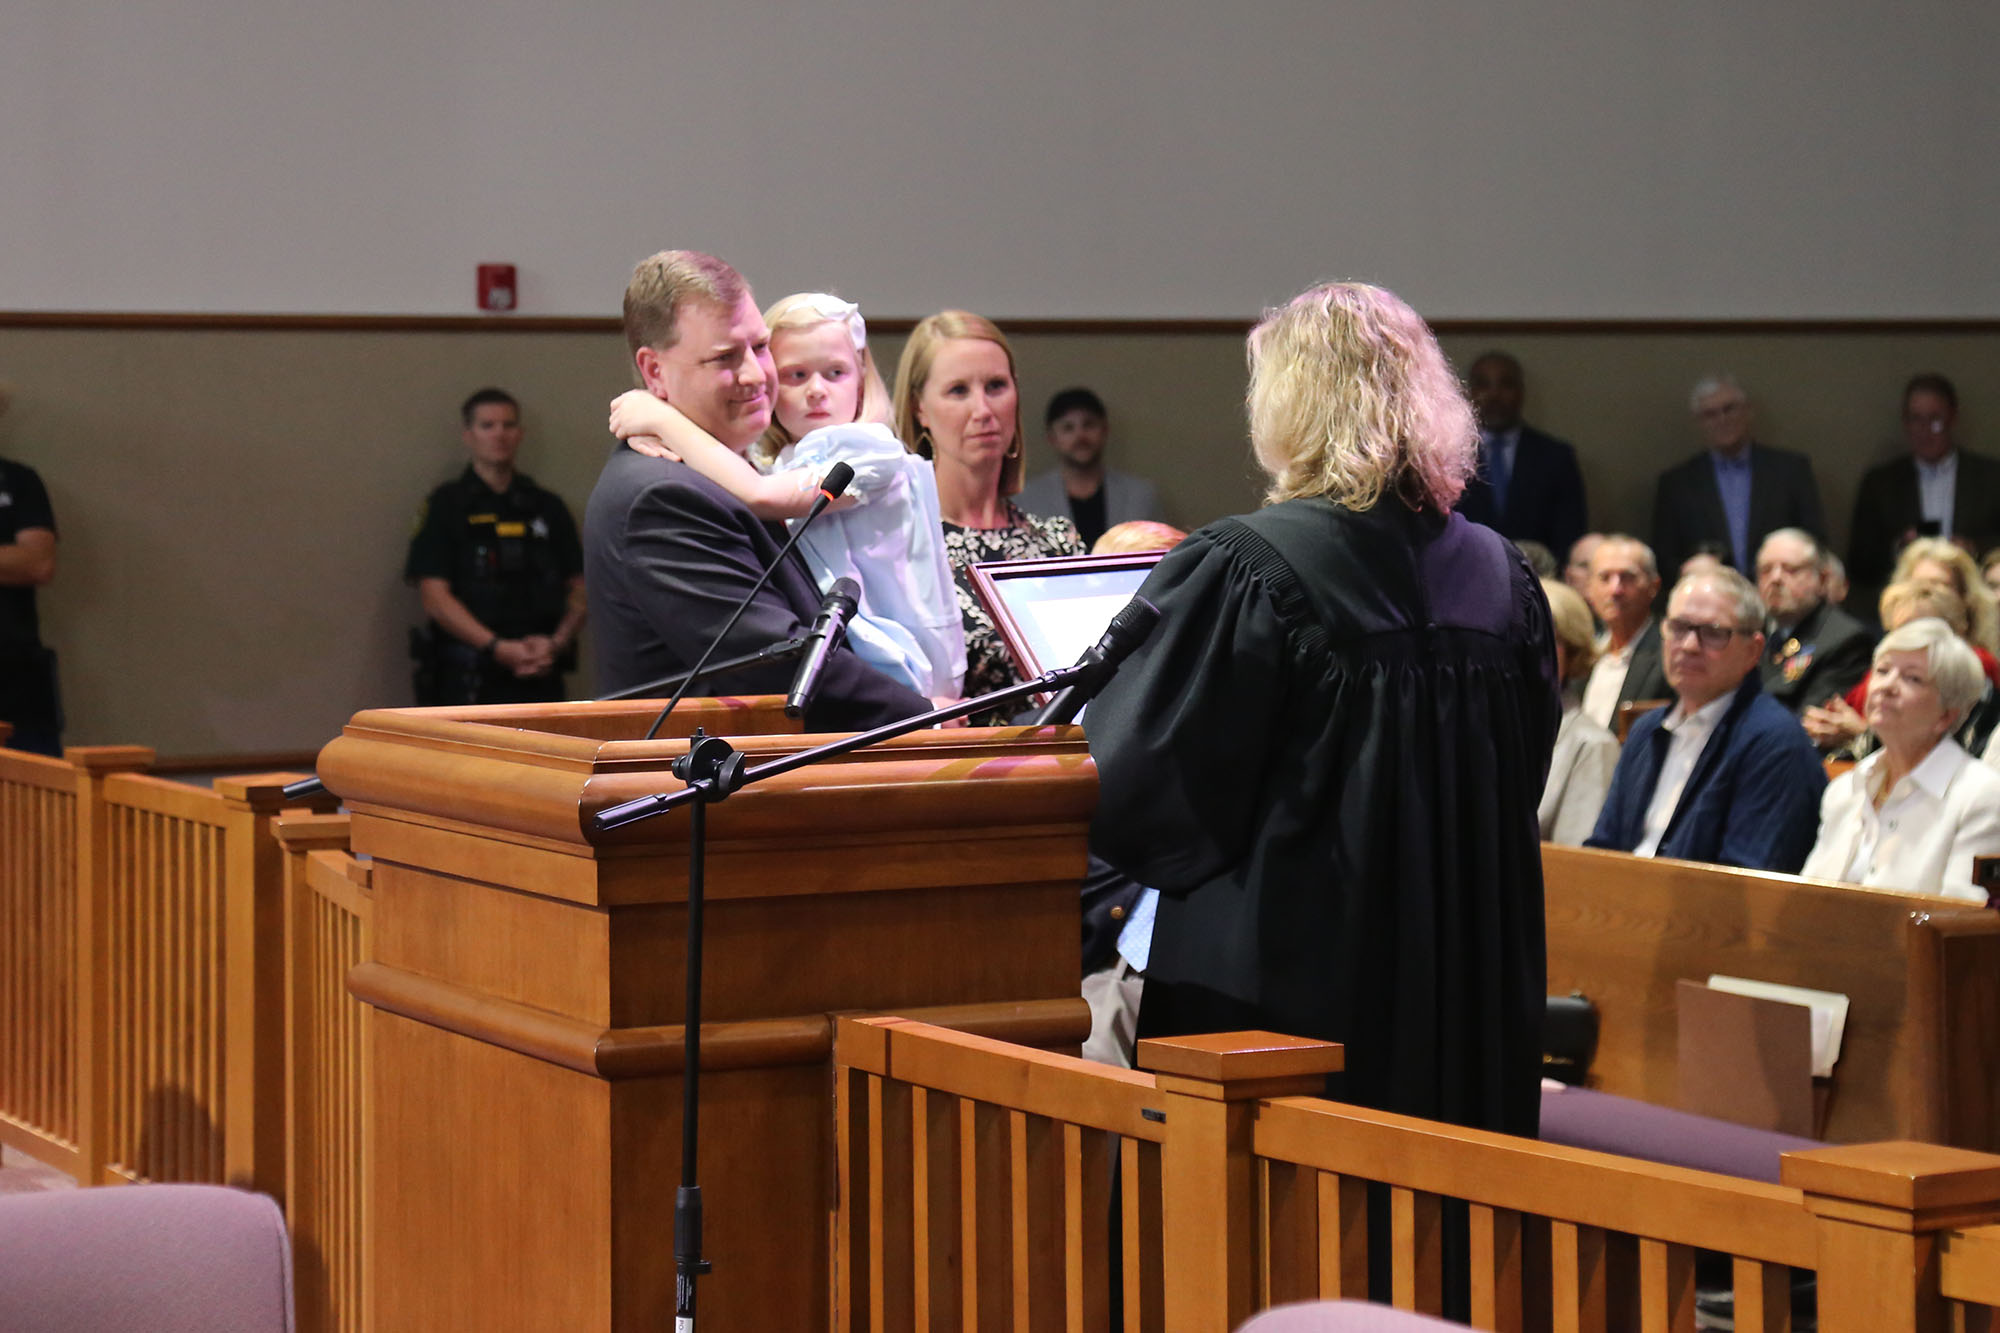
[1455,351,1588,558]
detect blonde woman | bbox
[894,311,1084,711]
[1084,281,1559,1138]
[1539,579,1621,845]
[1893,537,1999,652]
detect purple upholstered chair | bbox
[1538,1083,1819,1183]
[0,1184,294,1332]
[1238,1300,1464,1331]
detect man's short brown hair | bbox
[622,250,747,358]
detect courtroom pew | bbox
[1543,842,2000,1148]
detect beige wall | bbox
[2,323,1995,755]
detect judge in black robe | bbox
[1084,282,1561,1140]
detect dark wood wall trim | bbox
[4,310,2000,336]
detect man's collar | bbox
[1665,688,1735,733]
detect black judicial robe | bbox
[1085,498,1559,1137]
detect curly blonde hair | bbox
[892,310,1024,498]
[1892,538,1999,652]
[1246,282,1477,512]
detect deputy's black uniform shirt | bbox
[0,457,56,648]
[404,467,582,639]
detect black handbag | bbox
[1542,991,1599,1085]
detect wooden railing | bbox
[0,744,84,1175]
[834,1016,2000,1333]
[0,745,330,1190]
[276,812,372,1333]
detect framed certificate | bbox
[967,551,1165,705]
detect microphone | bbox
[641,461,857,740]
[1028,595,1161,726]
[282,776,326,801]
[785,577,860,720]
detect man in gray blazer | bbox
[1015,388,1162,550]
[582,250,929,731]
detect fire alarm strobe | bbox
[477,264,517,312]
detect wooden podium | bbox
[317,697,1097,1330]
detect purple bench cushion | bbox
[0,1184,293,1332]
[1540,1084,1819,1183]
[1238,1300,1464,1331]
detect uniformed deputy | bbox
[405,387,586,705]
[0,427,62,755]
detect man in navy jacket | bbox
[1587,565,1825,872]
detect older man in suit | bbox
[582,249,929,732]
[1847,374,2000,612]
[1651,374,1825,580]
[1579,534,1671,730]
[1588,566,1825,872]
[1755,527,1874,716]
[1456,351,1589,559]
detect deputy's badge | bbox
[0,491,12,508]
[1783,645,1815,683]
[530,517,549,540]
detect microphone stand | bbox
[597,600,1155,1331]
[594,635,809,702]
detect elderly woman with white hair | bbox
[1085,281,1560,1139]
[1800,618,2000,900]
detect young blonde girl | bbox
[610,293,965,699]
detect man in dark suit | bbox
[1847,374,2000,614]
[1455,352,1588,558]
[1754,528,1874,716]
[1587,566,1825,872]
[1651,374,1824,580]
[1579,534,1671,732]
[583,250,930,732]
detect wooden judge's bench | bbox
[315,697,1098,1330]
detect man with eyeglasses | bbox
[1650,374,1825,584]
[1755,528,1875,717]
[1587,566,1825,871]
[1847,374,2000,615]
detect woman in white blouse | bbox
[1538,579,1621,845]
[1801,617,2000,900]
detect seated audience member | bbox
[1014,387,1161,551]
[1580,535,1669,728]
[1563,532,1604,595]
[1514,539,1558,580]
[1540,579,1620,845]
[1823,550,1851,609]
[1806,581,2000,760]
[1092,519,1188,555]
[1847,375,2000,612]
[1800,618,2000,900]
[1892,536,2000,653]
[1651,374,1824,579]
[1587,566,1826,871]
[1456,351,1589,557]
[1755,527,1874,715]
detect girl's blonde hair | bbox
[892,310,1025,498]
[1246,281,1477,512]
[1892,538,1999,652]
[754,293,893,464]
